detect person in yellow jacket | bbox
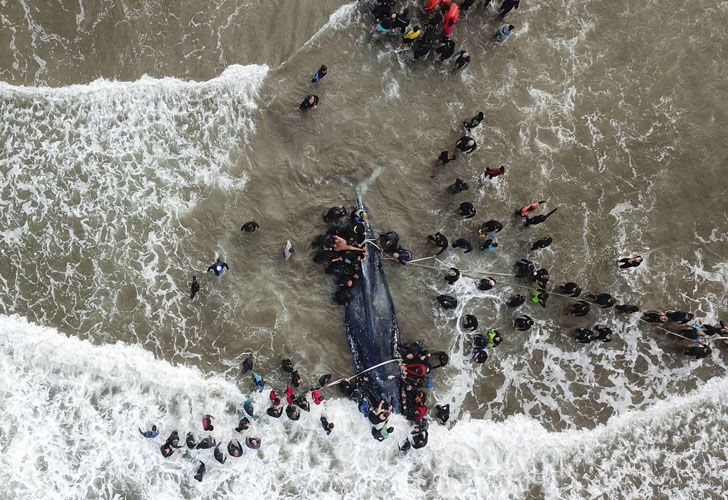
[401,25,422,48]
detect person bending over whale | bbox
[683,343,711,359]
[462,314,478,331]
[323,206,347,223]
[445,267,461,284]
[427,232,449,254]
[666,310,694,324]
[139,425,159,439]
[228,439,243,457]
[437,294,458,309]
[594,325,614,343]
[331,235,366,253]
[267,406,283,418]
[379,231,400,254]
[524,208,558,227]
[452,238,473,253]
[702,321,727,336]
[574,328,595,343]
[241,221,260,232]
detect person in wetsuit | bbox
[478,277,496,290]
[618,255,643,269]
[445,267,461,284]
[241,355,254,374]
[235,417,250,432]
[506,294,526,308]
[193,461,206,482]
[462,314,478,331]
[323,206,347,223]
[515,259,535,278]
[558,282,581,297]
[196,436,216,450]
[189,276,200,299]
[452,238,473,253]
[434,38,456,60]
[574,328,594,343]
[615,304,639,314]
[499,0,520,18]
[285,405,301,421]
[531,237,552,250]
[320,416,335,435]
[514,315,534,331]
[524,208,558,227]
[594,325,613,343]
[455,136,477,153]
[207,258,229,276]
[299,95,319,110]
[571,301,591,317]
[186,432,196,449]
[228,439,243,457]
[667,310,694,324]
[463,111,484,130]
[437,294,458,309]
[427,232,449,254]
[481,220,504,233]
[267,406,283,418]
[435,404,450,424]
[591,293,616,308]
[214,444,227,464]
[472,348,488,363]
[241,221,260,232]
[454,50,471,69]
[683,343,711,359]
[438,150,457,164]
[458,202,476,218]
[702,321,727,336]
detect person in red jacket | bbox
[311,388,324,405]
[269,389,281,406]
[285,385,295,405]
[425,0,440,13]
[442,2,459,38]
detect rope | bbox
[383,254,717,345]
[324,358,402,388]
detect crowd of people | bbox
[156,0,725,481]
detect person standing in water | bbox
[463,112,484,130]
[524,208,558,227]
[454,50,471,69]
[139,425,159,438]
[495,24,515,42]
[241,221,259,232]
[499,0,520,18]
[299,95,319,111]
[455,136,477,153]
[207,258,229,276]
[189,276,200,299]
[618,256,643,269]
[311,65,328,82]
